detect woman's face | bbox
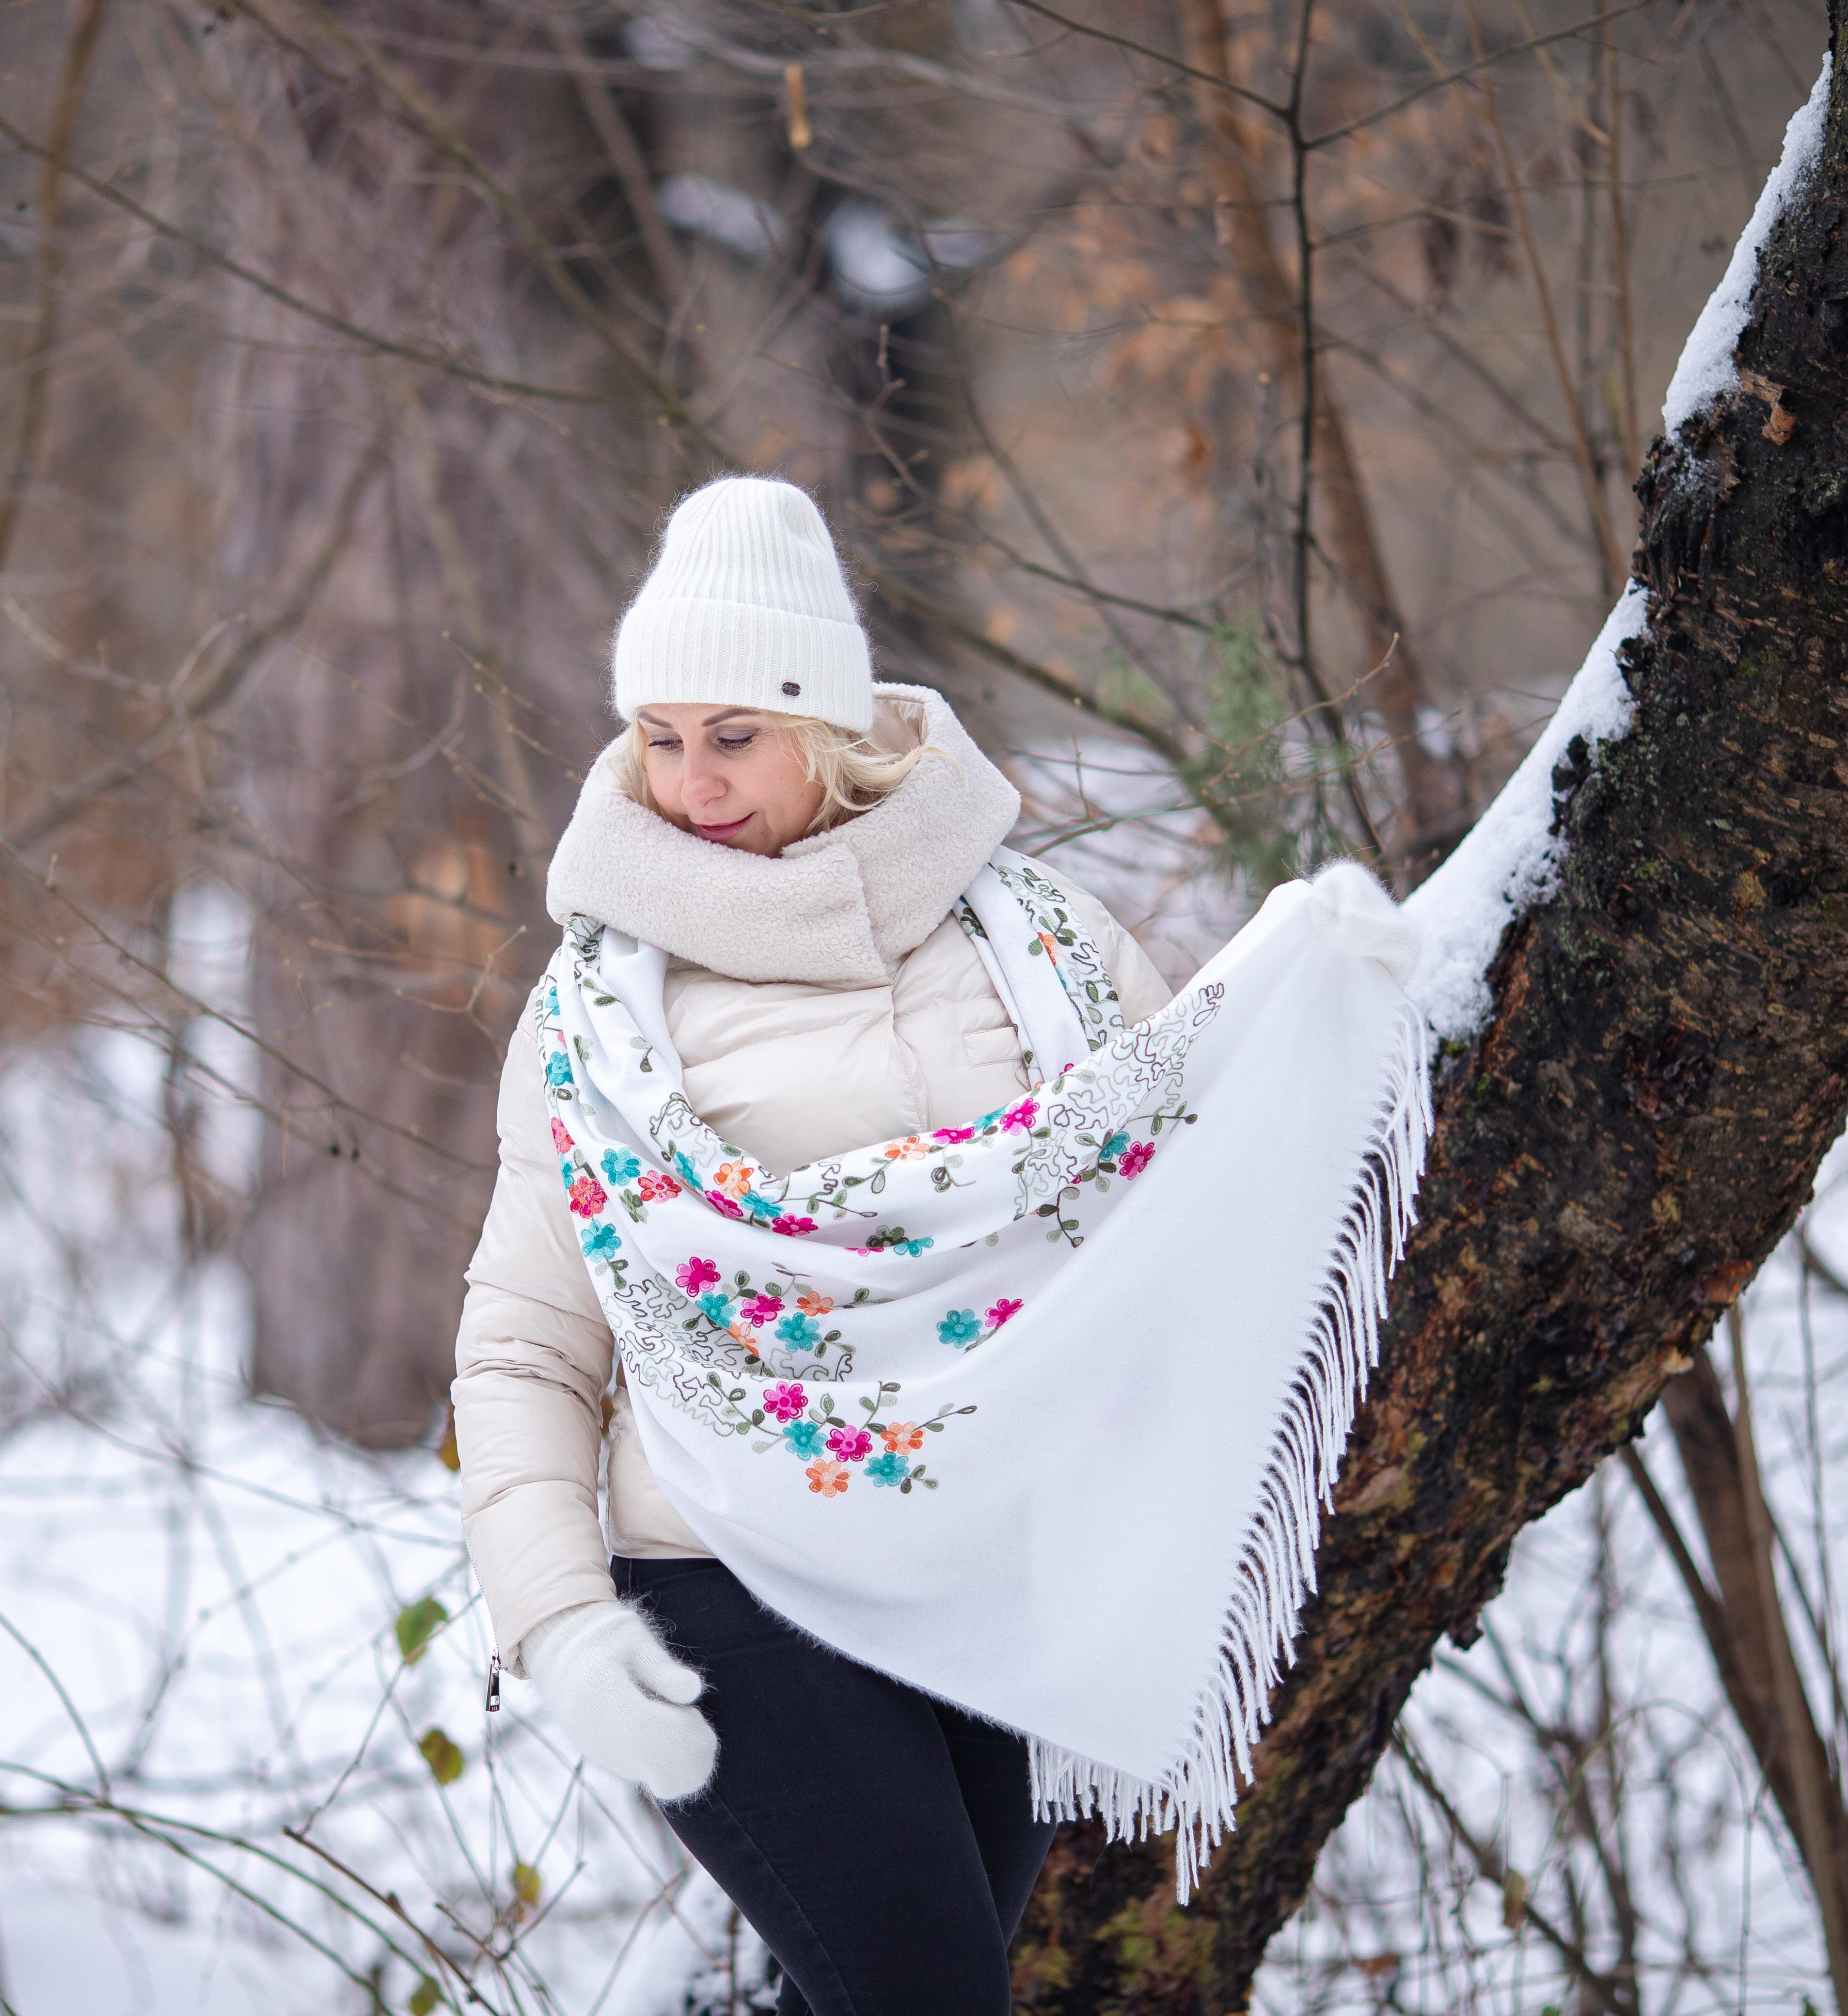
[637,705,824,857]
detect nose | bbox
[680,745,729,812]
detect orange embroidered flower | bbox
[711,1160,755,1198]
[1037,930,1060,965]
[796,1291,835,1317]
[880,1421,924,1455]
[805,1459,851,1498]
[881,1136,928,1161]
[728,1321,758,1352]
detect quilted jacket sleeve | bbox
[452,997,622,1676]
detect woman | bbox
[454,475,1174,2015]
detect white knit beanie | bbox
[611,477,874,734]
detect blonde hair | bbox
[613,712,937,837]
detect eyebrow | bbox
[635,708,761,727]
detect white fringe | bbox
[1027,998,1434,1903]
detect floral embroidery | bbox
[881,1136,929,1162]
[551,1117,574,1153]
[770,1214,817,1237]
[796,1291,835,1316]
[826,1425,873,1464]
[806,1459,852,1497]
[937,1308,983,1347]
[696,1290,735,1326]
[545,1052,573,1087]
[880,1421,924,1454]
[865,1226,933,1257]
[677,1256,721,1295]
[581,1224,621,1261]
[601,1147,642,1187]
[740,1292,785,1327]
[638,1170,681,1202]
[986,1297,1023,1327]
[783,1418,824,1459]
[1001,1100,1039,1133]
[762,1382,807,1422]
[712,1160,754,1198]
[1120,1141,1155,1179]
[775,1311,822,1350]
[568,1170,608,1218]
[933,1125,976,1144]
[1037,930,1060,963]
[865,1451,910,1488]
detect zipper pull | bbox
[485,1651,502,1713]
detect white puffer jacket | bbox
[453,687,1171,1673]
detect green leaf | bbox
[395,1595,448,1666]
[409,1977,442,2015]
[417,1726,464,1785]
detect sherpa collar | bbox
[544,683,1020,986]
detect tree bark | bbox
[1014,10,1848,2007]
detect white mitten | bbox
[521,1600,718,1801]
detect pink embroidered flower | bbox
[1000,1099,1039,1133]
[805,1459,851,1498]
[712,1160,755,1199]
[881,1135,928,1161]
[740,1293,785,1327]
[676,1256,721,1295]
[762,1382,807,1422]
[880,1420,924,1454]
[826,1425,873,1464]
[1120,1140,1154,1179]
[638,1170,682,1202]
[985,1296,1023,1328]
[796,1291,834,1316]
[932,1125,976,1143]
[771,1214,817,1237]
[567,1171,607,1218]
[708,1193,743,1220]
[550,1117,574,1153]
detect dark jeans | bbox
[613,1555,1057,2016]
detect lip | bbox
[692,813,755,842]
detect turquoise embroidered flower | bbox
[894,1236,933,1258]
[937,1308,983,1347]
[580,1224,620,1261]
[1100,1130,1131,1163]
[697,1291,735,1327]
[545,1052,573,1087]
[775,1312,821,1350]
[782,1418,824,1459]
[740,1191,781,1221]
[674,1150,704,1192]
[545,984,560,1018]
[865,1451,909,1488]
[601,1148,641,1187]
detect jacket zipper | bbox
[485,1651,502,1713]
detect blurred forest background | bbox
[2,1,1845,2012]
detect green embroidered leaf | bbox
[395,1596,448,1666]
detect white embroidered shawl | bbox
[537,851,1428,1898]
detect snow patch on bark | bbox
[1404,584,1646,1040]
[1662,52,1832,432]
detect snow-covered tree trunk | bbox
[1013,12,1848,2009]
